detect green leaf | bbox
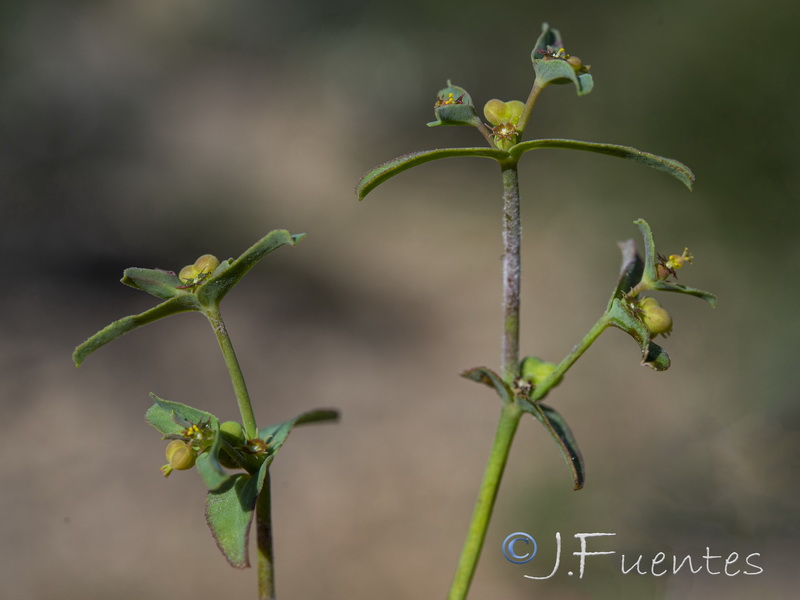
[205,410,330,568]
[205,455,271,569]
[533,59,593,96]
[523,401,585,490]
[356,147,508,200]
[205,471,258,568]
[427,103,482,127]
[531,23,593,96]
[257,409,339,455]
[634,219,659,283]
[648,279,717,306]
[121,267,185,300]
[145,393,218,434]
[73,295,201,366]
[196,430,229,491]
[460,366,512,404]
[609,239,644,308]
[606,297,671,371]
[509,139,695,190]
[642,340,671,371]
[196,230,304,306]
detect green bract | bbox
[428,81,481,128]
[531,23,593,96]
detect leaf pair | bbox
[147,394,338,568]
[73,230,304,366]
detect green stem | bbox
[474,119,496,147]
[531,314,610,402]
[515,81,544,136]
[205,306,259,439]
[256,471,276,600]
[448,160,523,600]
[448,403,522,600]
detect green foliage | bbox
[74,229,339,596]
[520,401,585,490]
[73,230,304,366]
[355,24,716,597]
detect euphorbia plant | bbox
[356,23,715,600]
[73,230,338,599]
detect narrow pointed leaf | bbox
[356,147,509,200]
[122,267,185,300]
[648,279,717,306]
[634,219,659,282]
[460,366,513,404]
[526,402,585,490]
[197,230,304,306]
[257,409,339,455]
[73,295,200,366]
[509,139,694,189]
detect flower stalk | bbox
[205,305,259,440]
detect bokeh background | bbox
[1,1,798,598]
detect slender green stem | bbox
[205,306,259,439]
[531,314,610,402]
[448,160,524,600]
[516,81,544,135]
[475,120,496,147]
[256,471,276,600]
[448,403,522,600]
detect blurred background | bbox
[1,0,798,598]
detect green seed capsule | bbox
[178,264,199,283]
[520,356,561,387]
[165,440,197,471]
[219,421,245,443]
[193,254,220,276]
[638,297,673,337]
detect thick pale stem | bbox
[501,163,522,380]
[206,306,258,439]
[448,161,523,600]
[257,472,276,600]
[448,403,522,600]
